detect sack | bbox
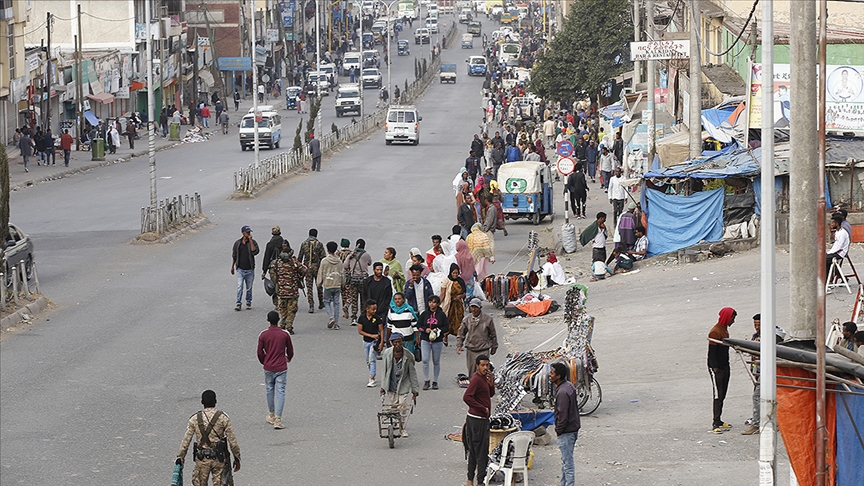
[413,345,422,362]
[263,277,276,296]
[617,256,634,270]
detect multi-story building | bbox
[1,0,31,143]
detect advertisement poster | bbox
[749,63,864,132]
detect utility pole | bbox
[74,34,81,150]
[316,0,322,139]
[191,29,199,126]
[159,5,167,117]
[758,2,777,484]
[646,0,655,168]
[146,0,157,208]
[688,0,701,159]
[633,0,641,85]
[76,4,84,151]
[251,1,260,167]
[45,12,52,131]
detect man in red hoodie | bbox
[258,311,294,430]
[462,354,495,486]
[708,307,736,434]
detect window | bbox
[404,111,415,123]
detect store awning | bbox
[83,110,99,126]
[87,92,115,104]
[130,81,144,91]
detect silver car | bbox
[3,223,34,288]
[362,68,382,88]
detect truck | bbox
[440,63,457,83]
[335,84,362,117]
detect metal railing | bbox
[232,24,454,196]
[140,193,204,234]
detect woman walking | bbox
[387,293,419,354]
[441,262,467,336]
[417,295,449,390]
[466,224,494,280]
[380,247,405,293]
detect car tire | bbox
[413,139,419,146]
[241,144,246,151]
[275,140,280,148]
[386,140,392,145]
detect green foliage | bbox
[305,96,322,140]
[415,59,420,80]
[293,120,303,151]
[404,79,409,96]
[529,0,632,102]
[422,58,427,76]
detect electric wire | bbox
[690,0,759,58]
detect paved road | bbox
[2,17,552,485]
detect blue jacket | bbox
[404,277,434,315]
[506,145,522,162]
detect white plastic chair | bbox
[484,430,534,486]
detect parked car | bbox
[362,68,382,88]
[3,223,34,289]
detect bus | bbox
[397,1,416,20]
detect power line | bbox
[690,0,759,58]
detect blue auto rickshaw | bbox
[362,32,374,49]
[285,86,302,109]
[498,161,555,225]
[397,39,410,55]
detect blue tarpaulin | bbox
[83,110,99,127]
[835,393,864,486]
[645,188,725,256]
[644,148,761,179]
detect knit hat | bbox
[340,238,350,248]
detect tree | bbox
[305,96,321,140]
[529,0,632,103]
[293,120,303,151]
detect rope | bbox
[690,0,758,59]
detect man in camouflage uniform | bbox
[261,226,284,307]
[177,390,241,486]
[336,238,353,320]
[298,228,326,313]
[342,238,372,324]
[273,240,305,334]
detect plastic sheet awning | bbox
[83,110,99,127]
[644,148,762,179]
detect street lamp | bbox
[249,1,260,167]
[382,0,400,106]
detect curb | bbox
[131,216,211,245]
[10,139,187,192]
[1,295,50,330]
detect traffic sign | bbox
[556,140,574,158]
[557,157,575,176]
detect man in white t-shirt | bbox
[592,212,608,264]
[827,213,850,278]
[629,226,649,260]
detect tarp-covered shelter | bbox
[641,147,790,256]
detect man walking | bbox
[19,129,33,172]
[456,298,498,377]
[261,226,284,307]
[362,262,393,327]
[234,88,241,111]
[380,332,420,436]
[598,146,615,190]
[273,240,305,334]
[565,163,589,219]
[343,239,373,323]
[462,354,494,486]
[608,168,626,228]
[550,362,581,486]
[60,129,74,167]
[309,134,322,172]
[708,307,736,434]
[258,311,294,429]
[176,390,241,485]
[318,241,345,329]
[404,264,435,317]
[231,225,259,311]
[299,228,326,313]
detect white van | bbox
[425,17,438,33]
[342,52,362,74]
[385,105,422,145]
[239,110,282,150]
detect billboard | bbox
[630,40,690,61]
[748,63,864,132]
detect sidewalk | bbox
[7,133,182,191]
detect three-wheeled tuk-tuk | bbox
[397,39,410,55]
[498,161,555,225]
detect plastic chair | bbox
[484,430,534,486]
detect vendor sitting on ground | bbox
[628,226,648,260]
[607,246,634,274]
[541,252,567,287]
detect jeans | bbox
[202,116,210,128]
[47,147,55,164]
[364,340,377,378]
[323,288,341,325]
[264,370,287,417]
[421,340,444,382]
[63,149,71,166]
[601,170,611,188]
[557,430,578,486]
[236,268,255,305]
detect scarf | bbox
[455,240,475,281]
[547,252,558,264]
[390,295,418,321]
[466,223,494,262]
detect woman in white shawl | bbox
[541,252,567,287]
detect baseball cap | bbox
[469,297,483,308]
[241,225,252,233]
[389,331,404,341]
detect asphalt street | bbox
[2,17,548,485]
